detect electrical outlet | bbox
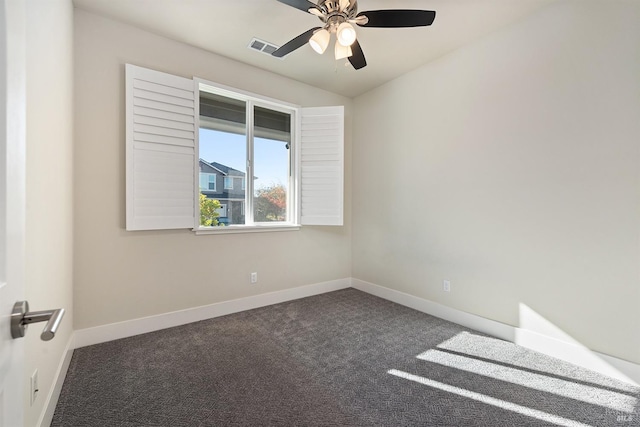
[250,272,258,284]
[30,369,39,406]
[443,280,451,292]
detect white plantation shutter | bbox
[300,106,344,226]
[126,64,196,230]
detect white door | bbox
[0,0,26,425]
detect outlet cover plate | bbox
[30,369,38,406]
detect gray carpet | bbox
[52,289,639,426]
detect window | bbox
[125,64,344,233]
[221,176,244,191]
[200,173,216,191]
[198,83,293,227]
[223,176,233,190]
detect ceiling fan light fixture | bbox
[274,0,437,71]
[336,22,356,46]
[309,28,330,54]
[334,41,353,60]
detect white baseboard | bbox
[352,278,640,385]
[514,327,640,385]
[38,334,74,427]
[37,279,639,425]
[71,276,640,386]
[73,278,351,349]
[351,278,516,342]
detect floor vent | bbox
[248,38,282,59]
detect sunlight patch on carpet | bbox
[417,348,637,413]
[388,369,593,427]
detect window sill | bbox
[194,224,301,235]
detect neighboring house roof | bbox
[199,159,225,175]
[210,161,245,177]
[199,159,245,177]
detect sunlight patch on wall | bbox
[517,303,638,385]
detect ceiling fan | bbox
[272,0,436,70]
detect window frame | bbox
[125,64,343,233]
[194,78,299,234]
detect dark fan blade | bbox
[356,10,436,28]
[348,39,367,70]
[272,27,321,58]
[276,0,321,14]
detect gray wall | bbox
[73,10,352,330]
[352,1,640,364]
[25,0,74,425]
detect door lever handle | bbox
[11,301,65,341]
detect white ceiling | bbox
[72,0,555,98]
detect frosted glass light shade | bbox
[309,29,330,54]
[334,42,353,60]
[336,22,356,46]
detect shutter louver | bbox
[300,106,344,226]
[126,64,196,230]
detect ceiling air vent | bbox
[248,38,282,59]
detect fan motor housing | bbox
[318,0,358,18]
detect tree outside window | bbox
[254,183,286,222]
[199,193,222,226]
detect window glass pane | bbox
[199,173,216,191]
[199,93,247,226]
[224,176,233,190]
[253,106,290,223]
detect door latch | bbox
[11,301,65,341]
